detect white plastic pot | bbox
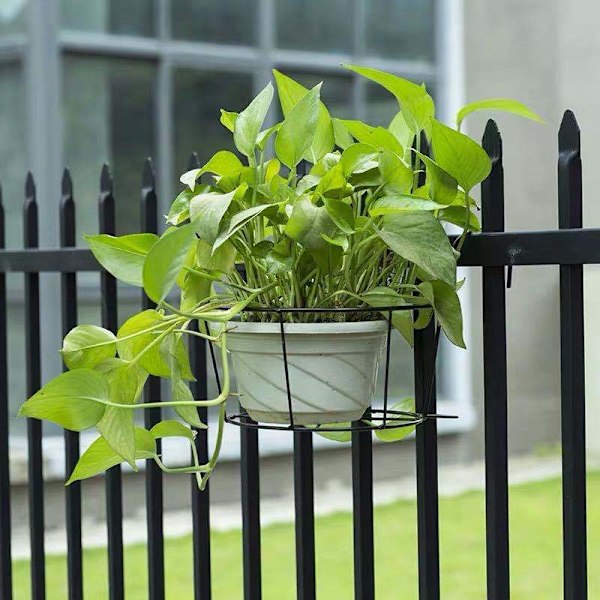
[224,320,388,425]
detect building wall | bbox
[464,0,600,460]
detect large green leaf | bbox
[429,119,491,193]
[273,70,334,163]
[388,112,414,151]
[162,334,205,428]
[378,150,413,194]
[19,369,108,431]
[418,280,465,348]
[151,420,195,440]
[374,397,417,442]
[167,188,195,225]
[143,223,196,304]
[213,203,275,252]
[377,212,456,286]
[369,194,446,216]
[336,120,404,156]
[179,151,244,191]
[275,84,321,168]
[456,98,543,131]
[339,143,380,176]
[346,65,434,133]
[61,325,117,370]
[414,152,458,205]
[84,233,158,287]
[189,189,237,245]
[324,199,354,234]
[233,83,274,159]
[284,196,337,250]
[438,206,481,232]
[117,310,193,379]
[66,427,157,484]
[95,359,148,467]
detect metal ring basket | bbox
[205,305,457,433]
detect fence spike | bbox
[559,110,580,153]
[142,157,155,189]
[482,119,502,163]
[61,168,73,198]
[188,152,200,170]
[25,171,36,200]
[100,163,113,194]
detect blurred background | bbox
[2,0,599,597]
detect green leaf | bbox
[220,109,238,132]
[388,112,414,151]
[456,98,543,130]
[377,212,456,286]
[167,188,194,225]
[378,149,413,194]
[162,335,205,428]
[61,325,117,370]
[360,287,414,345]
[273,70,334,163]
[95,360,148,467]
[369,194,446,216]
[66,427,157,484]
[312,423,352,443]
[196,238,237,273]
[374,398,417,442]
[151,420,195,440]
[284,196,337,250]
[418,280,465,348]
[257,122,281,151]
[429,119,491,193]
[333,119,354,149]
[414,152,458,205]
[84,233,159,287]
[189,189,237,245]
[438,206,481,232]
[252,239,294,275]
[275,84,321,168]
[339,143,379,176]
[117,310,194,379]
[143,223,196,304]
[336,120,404,156]
[19,369,108,431]
[324,199,354,234]
[234,83,274,159]
[213,203,275,252]
[345,65,435,133]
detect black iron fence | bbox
[0,112,594,599]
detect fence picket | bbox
[60,169,83,600]
[24,173,46,600]
[99,164,125,600]
[141,159,166,600]
[558,110,588,600]
[187,152,213,600]
[0,184,11,600]
[414,320,439,600]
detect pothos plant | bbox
[19,65,540,489]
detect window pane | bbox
[63,57,156,238]
[276,0,352,53]
[61,0,155,37]
[173,69,253,174]
[365,0,435,62]
[171,0,257,45]
[0,0,28,35]
[278,71,354,120]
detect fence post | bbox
[60,169,84,600]
[481,120,510,600]
[558,110,588,600]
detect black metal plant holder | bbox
[213,305,457,433]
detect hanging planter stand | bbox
[215,305,458,433]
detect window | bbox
[6,0,460,458]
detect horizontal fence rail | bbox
[0,113,591,600]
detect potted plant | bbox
[19,66,540,489]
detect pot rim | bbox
[218,319,389,335]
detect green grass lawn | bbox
[13,473,600,599]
